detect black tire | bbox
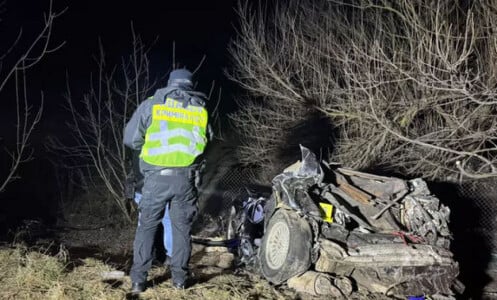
[259,209,312,284]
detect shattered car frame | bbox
[257,146,462,298]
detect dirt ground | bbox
[30,208,387,300]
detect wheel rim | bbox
[265,220,290,270]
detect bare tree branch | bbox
[0,0,64,193]
[47,31,156,221]
[229,0,497,181]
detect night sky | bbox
[2,0,238,106]
[0,0,239,223]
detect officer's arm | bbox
[123,101,151,150]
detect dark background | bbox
[0,1,494,297]
[0,0,239,226]
[1,0,238,108]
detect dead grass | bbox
[0,244,290,300]
[141,268,287,300]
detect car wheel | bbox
[259,209,312,284]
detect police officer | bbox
[124,68,209,294]
[131,150,172,265]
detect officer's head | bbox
[168,68,193,88]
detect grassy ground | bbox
[0,191,392,299]
[0,243,291,300]
[0,199,291,300]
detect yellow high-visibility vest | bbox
[140,97,208,167]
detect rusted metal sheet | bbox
[334,171,372,204]
[336,168,408,201]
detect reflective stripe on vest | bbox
[140,97,208,167]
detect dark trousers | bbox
[130,168,198,285]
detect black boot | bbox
[131,282,146,294]
[172,272,195,289]
[172,281,185,289]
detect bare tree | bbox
[229,0,497,181]
[0,0,64,193]
[49,26,221,221]
[48,29,156,222]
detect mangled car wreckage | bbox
[236,146,462,298]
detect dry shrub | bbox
[0,1,64,193]
[229,0,497,181]
[47,30,156,222]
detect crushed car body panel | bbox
[258,145,462,297]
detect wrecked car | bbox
[238,146,462,298]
